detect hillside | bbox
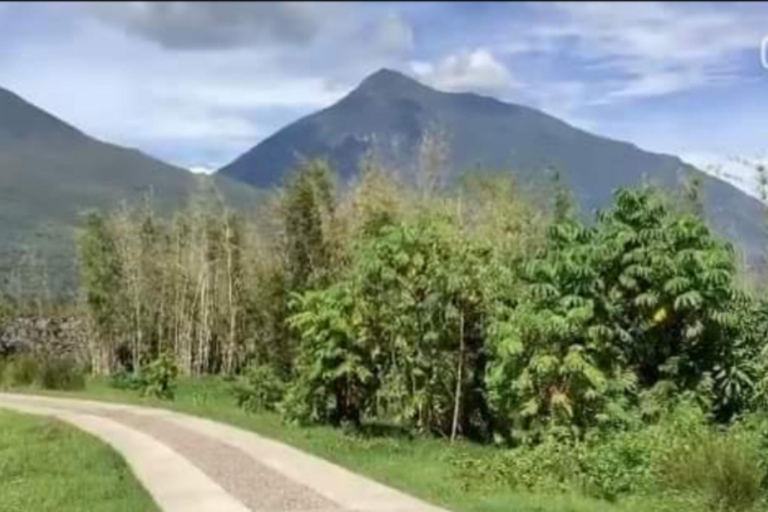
[219,68,766,264]
[0,86,259,295]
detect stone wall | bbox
[0,316,88,363]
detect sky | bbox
[0,2,766,195]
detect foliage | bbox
[76,184,253,376]
[283,284,374,426]
[282,159,339,292]
[77,212,126,374]
[450,400,767,510]
[232,363,285,413]
[486,187,758,442]
[109,368,147,391]
[141,353,178,400]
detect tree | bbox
[487,187,755,442]
[551,170,575,223]
[284,284,374,426]
[282,159,338,292]
[680,169,705,219]
[77,212,125,374]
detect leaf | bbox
[684,320,704,340]
[521,398,540,417]
[634,292,658,309]
[550,391,573,418]
[619,274,638,290]
[674,291,703,311]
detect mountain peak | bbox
[352,68,432,97]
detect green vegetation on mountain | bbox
[0,85,260,296]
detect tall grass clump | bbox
[2,354,85,390]
[8,354,40,387]
[658,421,766,511]
[37,356,85,390]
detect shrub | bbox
[37,356,85,390]
[109,368,147,391]
[576,432,655,500]
[141,353,178,400]
[232,363,285,413]
[449,399,768,509]
[576,399,709,501]
[449,436,585,495]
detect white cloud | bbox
[606,71,702,100]
[1,2,763,174]
[0,2,426,168]
[0,5,374,168]
[409,48,518,95]
[516,2,767,100]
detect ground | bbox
[0,408,158,512]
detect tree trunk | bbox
[225,219,236,374]
[451,312,465,442]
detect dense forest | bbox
[4,152,768,511]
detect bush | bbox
[37,356,85,390]
[232,363,285,413]
[449,399,766,510]
[109,368,147,391]
[450,436,585,495]
[141,353,177,400]
[577,432,655,500]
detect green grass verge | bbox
[3,378,722,512]
[0,408,159,512]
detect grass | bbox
[7,376,735,512]
[0,408,159,512]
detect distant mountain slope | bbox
[219,68,766,264]
[0,86,258,295]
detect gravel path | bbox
[99,410,341,512]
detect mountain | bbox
[219,68,766,264]
[0,86,258,295]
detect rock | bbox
[0,316,88,363]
